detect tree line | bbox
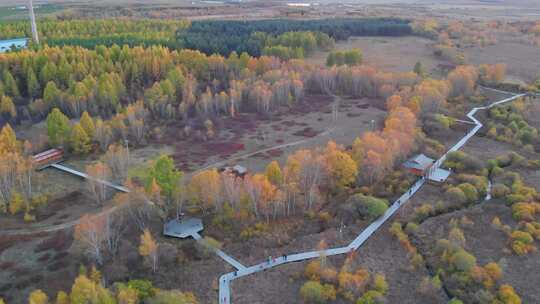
[0,19,190,49]
[178,18,412,56]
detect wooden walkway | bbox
[49,163,130,193]
[216,93,526,304]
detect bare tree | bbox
[116,182,153,232]
[221,172,243,209]
[103,144,129,183]
[104,212,125,256]
[75,214,106,265]
[95,119,113,152]
[86,162,112,205]
[0,153,18,210]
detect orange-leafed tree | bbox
[448,65,479,98]
[386,95,403,111]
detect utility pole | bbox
[28,0,39,44]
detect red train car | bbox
[32,148,64,169]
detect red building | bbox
[32,148,64,169]
[402,154,434,176]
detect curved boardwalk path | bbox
[217,92,526,304]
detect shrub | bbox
[435,114,455,130]
[348,194,388,221]
[510,230,536,255]
[450,249,477,272]
[239,222,269,240]
[449,227,466,248]
[127,280,155,299]
[414,204,434,222]
[448,298,464,304]
[300,281,336,304]
[445,187,467,205]
[492,184,510,198]
[458,183,479,202]
[356,290,385,304]
[147,290,198,304]
[8,192,25,215]
[484,262,502,281]
[305,261,322,281]
[523,222,540,240]
[418,275,441,296]
[445,151,483,172]
[496,284,522,304]
[24,212,36,222]
[372,274,388,295]
[511,202,539,221]
[404,222,419,234]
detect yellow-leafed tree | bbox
[70,123,91,154]
[139,228,158,272]
[80,111,95,140]
[0,124,18,154]
[28,289,49,304]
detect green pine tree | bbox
[26,68,41,99]
[46,108,71,147]
[80,111,95,140]
[2,70,20,97]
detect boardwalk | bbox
[216,93,526,304]
[49,163,129,193]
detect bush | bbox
[445,151,483,173]
[304,261,322,281]
[24,212,36,222]
[8,192,25,215]
[127,280,155,299]
[496,284,522,304]
[356,290,385,304]
[146,290,198,304]
[239,222,269,240]
[445,187,467,205]
[510,230,536,255]
[458,183,479,203]
[511,202,538,221]
[418,275,441,296]
[347,194,388,221]
[492,184,510,198]
[450,249,477,272]
[372,274,388,294]
[300,281,336,304]
[414,204,434,222]
[435,114,455,130]
[404,222,419,234]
